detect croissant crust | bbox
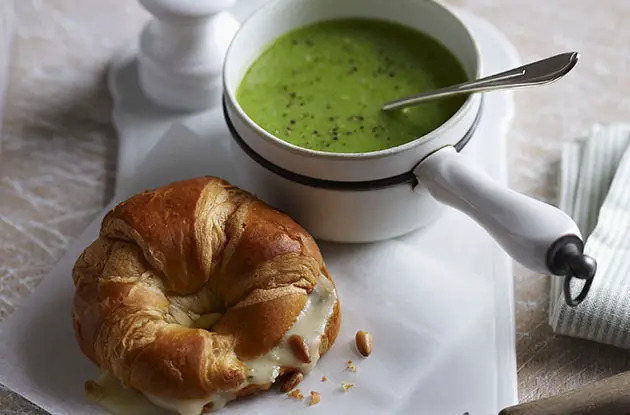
[72,177,340,401]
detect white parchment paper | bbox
[0,105,515,415]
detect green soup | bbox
[237,19,468,153]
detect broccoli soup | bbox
[237,19,468,153]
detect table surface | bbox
[2,0,630,412]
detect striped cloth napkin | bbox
[550,124,630,347]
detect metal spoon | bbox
[382,52,579,111]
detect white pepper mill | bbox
[137,0,240,111]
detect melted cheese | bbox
[88,372,169,415]
[145,392,236,415]
[88,275,337,414]
[244,275,337,384]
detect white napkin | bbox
[550,124,630,347]
[0,110,516,415]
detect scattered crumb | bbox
[341,382,354,392]
[321,376,327,382]
[288,389,304,400]
[84,380,104,402]
[346,360,357,372]
[309,391,321,406]
[281,371,304,392]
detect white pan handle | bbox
[414,146,596,306]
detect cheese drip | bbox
[87,372,168,415]
[244,275,337,384]
[87,275,337,414]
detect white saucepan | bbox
[222,0,596,305]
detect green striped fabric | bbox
[550,124,630,347]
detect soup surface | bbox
[237,19,468,153]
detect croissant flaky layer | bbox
[72,177,340,406]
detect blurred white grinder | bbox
[138,0,239,111]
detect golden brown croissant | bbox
[72,177,340,414]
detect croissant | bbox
[72,177,340,413]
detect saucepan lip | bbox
[223,97,483,191]
[222,0,483,182]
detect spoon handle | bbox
[382,52,579,111]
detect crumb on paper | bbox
[288,389,304,400]
[321,375,327,382]
[309,391,321,406]
[84,380,104,402]
[346,360,357,372]
[341,382,354,392]
[281,371,304,392]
